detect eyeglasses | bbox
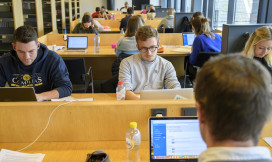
[139,46,158,53]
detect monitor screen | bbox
[221,24,272,54]
[183,33,196,46]
[150,117,206,161]
[67,36,88,49]
[174,12,194,33]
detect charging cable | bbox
[17,101,73,152]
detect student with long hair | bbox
[242,26,272,75]
[189,16,222,65]
[115,15,145,57]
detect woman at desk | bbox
[147,5,156,20]
[157,8,175,33]
[189,16,222,65]
[72,15,98,34]
[242,26,272,76]
[115,15,144,57]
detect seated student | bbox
[115,15,144,57]
[242,26,272,76]
[100,6,109,19]
[119,25,181,100]
[189,16,222,65]
[92,7,103,18]
[101,6,108,14]
[72,14,98,34]
[0,26,72,101]
[140,5,147,14]
[120,7,133,32]
[195,54,272,162]
[188,16,221,81]
[120,1,129,13]
[157,8,175,33]
[147,5,156,20]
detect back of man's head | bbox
[195,54,272,145]
[136,25,159,43]
[13,25,37,43]
[127,7,133,15]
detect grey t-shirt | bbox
[119,53,181,93]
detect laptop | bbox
[140,88,193,100]
[149,117,206,162]
[0,87,37,102]
[66,36,88,51]
[182,32,196,46]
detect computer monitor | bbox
[155,8,169,18]
[174,12,194,33]
[221,24,272,54]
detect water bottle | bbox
[94,33,100,53]
[120,28,125,34]
[116,81,125,100]
[126,122,141,162]
[63,28,67,41]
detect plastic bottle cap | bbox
[118,81,123,85]
[130,122,137,128]
[96,33,98,35]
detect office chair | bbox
[63,58,94,93]
[112,53,131,76]
[195,52,221,67]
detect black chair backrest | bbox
[63,58,86,84]
[112,53,131,76]
[195,52,221,67]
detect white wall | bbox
[80,0,107,16]
[114,0,132,11]
[80,0,133,16]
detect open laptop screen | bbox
[182,33,196,46]
[149,117,206,161]
[0,87,37,102]
[67,36,88,49]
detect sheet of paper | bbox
[51,96,93,102]
[162,45,180,48]
[263,137,272,147]
[171,47,191,53]
[0,149,45,162]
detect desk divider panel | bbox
[0,99,195,143]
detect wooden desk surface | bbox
[0,139,271,162]
[57,46,190,57]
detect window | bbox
[212,0,229,30]
[234,0,259,24]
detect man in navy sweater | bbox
[0,25,72,101]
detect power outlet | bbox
[182,107,197,116]
[151,108,167,117]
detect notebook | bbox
[0,87,37,102]
[149,117,206,162]
[182,32,196,46]
[66,36,88,51]
[140,88,193,100]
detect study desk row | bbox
[0,93,271,161]
[38,33,191,80]
[70,18,163,33]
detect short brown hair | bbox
[13,25,37,43]
[191,16,214,39]
[136,25,159,43]
[125,15,144,37]
[82,14,92,23]
[195,54,272,145]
